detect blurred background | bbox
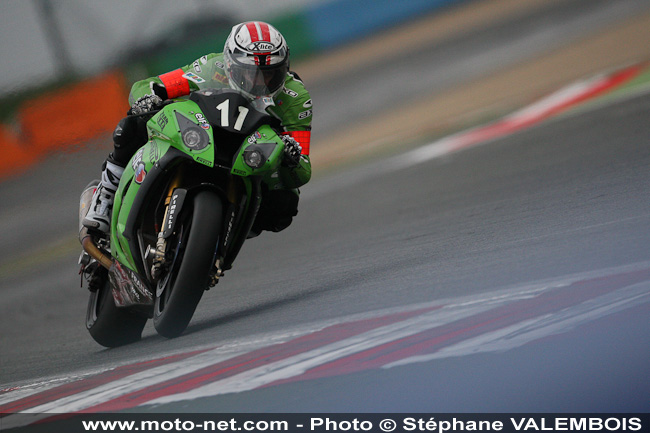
[0,0,457,179]
[2,0,649,181]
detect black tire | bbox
[86,267,148,348]
[153,189,222,338]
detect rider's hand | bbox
[281,135,302,168]
[129,94,164,115]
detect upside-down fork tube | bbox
[150,169,184,279]
[79,227,114,270]
[163,168,184,223]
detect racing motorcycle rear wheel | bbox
[86,266,149,347]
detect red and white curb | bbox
[308,63,647,197]
[390,63,646,171]
[1,262,650,427]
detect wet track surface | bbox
[3,88,650,415]
[1,0,650,416]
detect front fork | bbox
[147,169,183,280]
[208,177,240,286]
[147,170,236,287]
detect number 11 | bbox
[216,100,250,131]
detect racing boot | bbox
[82,158,125,235]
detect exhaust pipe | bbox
[79,227,114,270]
[79,182,114,270]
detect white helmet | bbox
[224,21,289,99]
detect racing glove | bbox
[281,134,302,168]
[129,94,164,115]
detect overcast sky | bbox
[0,0,321,98]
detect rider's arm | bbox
[279,130,311,188]
[128,53,222,104]
[274,72,313,189]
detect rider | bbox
[83,21,312,236]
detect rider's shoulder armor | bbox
[271,72,313,132]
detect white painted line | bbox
[3,261,649,430]
[385,282,650,368]
[144,302,500,405]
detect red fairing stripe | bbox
[283,130,311,155]
[158,69,190,99]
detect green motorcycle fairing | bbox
[109,94,285,284]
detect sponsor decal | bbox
[135,163,147,184]
[148,141,160,164]
[247,41,275,52]
[214,60,225,70]
[247,130,262,144]
[166,193,179,232]
[156,112,169,130]
[283,88,298,98]
[213,72,229,85]
[182,71,206,84]
[298,109,312,120]
[132,147,148,184]
[303,99,312,108]
[195,113,210,129]
[162,189,187,239]
[108,261,153,307]
[196,157,213,167]
[192,61,202,73]
[131,148,144,171]
[222,209,236,248]
[200,55,208,65]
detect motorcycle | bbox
[78,88,292,347]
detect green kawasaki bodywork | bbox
[109,98,285,274]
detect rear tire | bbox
[86,266,148,348]
[153,190,222,338]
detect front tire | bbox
[153,190,222,338]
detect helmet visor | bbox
[229,63,288,97]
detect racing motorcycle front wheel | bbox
[153,189,222,338]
